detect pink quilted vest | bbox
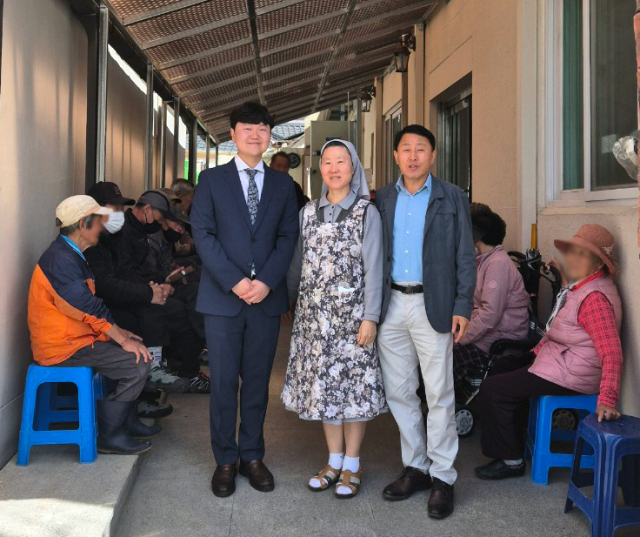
[528,275,622,394]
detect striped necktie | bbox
[245,168,259,225]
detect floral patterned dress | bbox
[281,198,387,421]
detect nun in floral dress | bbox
[282,139,387,499]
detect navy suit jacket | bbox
[191,160,299,317]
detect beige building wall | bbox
[362,0,523,250]
[424,0,521,250]
[0,0,88,469]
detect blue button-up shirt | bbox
[391,174,432,283]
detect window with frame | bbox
[559,0,636,198]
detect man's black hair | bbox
[230,101,275,130]
[270,151,291,165]
[470,203,506,246]
[394,124,436,151]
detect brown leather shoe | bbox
[211,464,237,498]
[239,460,275,492]
[382,466,432,501]
[427,478,454,519]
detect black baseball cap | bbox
[138,189,173,218]
[87,182,135,206]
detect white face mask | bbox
[103,211,125,234]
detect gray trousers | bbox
[59,341,150,402]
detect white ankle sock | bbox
[504,458,523,466]
[342,456,359,473]
[336,456,360,495]
[309,453,344,489]
[329,452,345,470]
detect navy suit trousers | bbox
[205,305,280,465]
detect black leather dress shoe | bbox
[239,460,275,492]
[474,459,526,480]
[211,464,237,498]
[427,478,454,519]
[382,466,432,501]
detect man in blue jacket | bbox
[375,125,476,519]
[191,102,299,498]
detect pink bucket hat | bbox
[554,224,618,278]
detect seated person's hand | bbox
[149,282,168,305]
[596,403,621,422]
[357,320,377,346]
[452,315,469,343]
[240,279,270,304]
[159,283,174,296]
[121,338,152,364]
[122,329,143,342]
[232,277,253,300]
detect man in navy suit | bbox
[191,102,299,498]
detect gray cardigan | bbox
[374,177,476,333]
[286,191,383,323]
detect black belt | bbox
[391,283,423,295]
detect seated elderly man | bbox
[27,195,160,455]
[112,189,209,392]
[475,224,623,480]
[169,180,197,259]
[453,204,530,383]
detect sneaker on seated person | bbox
[189,371,210,394]
[146,362,190,393]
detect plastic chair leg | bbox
[17,371,40,466]
[531,399,553,485]
[33,382,53,431]
[76,373,97,464]
[620,455,640,508]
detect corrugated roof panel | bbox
[127,0,247,44]
[173,60,256,94]
[258,16,344,50]
[103,0,438,140]
[256,0,349,35]
[261,36,337,68]
[351,0,429,25]
[108,0,183,20]
[146,20,252,64]
[183,78,258,106]
[262,54,331,81]
[162,43,255,81]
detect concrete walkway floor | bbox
[118,325,631,537]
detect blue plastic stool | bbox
[526,394,598,485]
[18,364,103,465]
[565,415,640,537]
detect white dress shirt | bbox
[234,156,265,202]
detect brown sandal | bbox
[308,465,341,492]
[334,468,362,499]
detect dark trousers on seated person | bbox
[453,343,489,384]
[110,297,203,378]
[205,304,280,465]
[58,341,151,402]
[479,364,579,460]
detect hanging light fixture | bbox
[394,33,416,73]
[359,85,376,113]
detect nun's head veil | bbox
[319,139,370,200]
